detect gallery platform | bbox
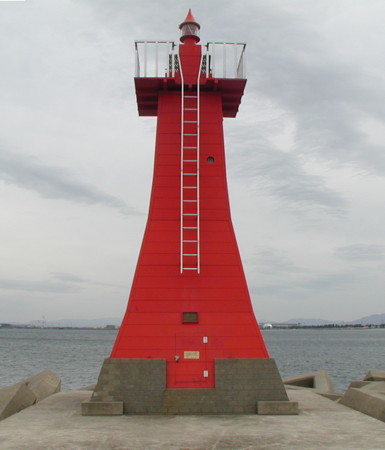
[0,387,384,449]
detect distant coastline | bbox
[2,312,385,330]
[1,323,384,330]
[260,323,385,329]
[0,324,119,330]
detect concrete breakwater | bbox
[1,368,385,424]
[0,370,60,421]
[284,369,385,422]
[339,370,385,422]
[1,379,385,449]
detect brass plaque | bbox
[184,351,200,359]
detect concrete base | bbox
[81,401,123,416]
[84,358,292,415]
[257,400,298,415]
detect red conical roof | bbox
[179,9,200,29]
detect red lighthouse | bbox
[84,11,293,415]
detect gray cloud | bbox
[295,271,353,292]
[334,244,385,262]
[51,272,127,289]
[246,7,385,174]
[51,272,87,283]
[227,130,347,215]
[0,147,138,215]
[0,272,127,295]
[245,247,305,276]
[0,277,82,294]
[251,271,353,298]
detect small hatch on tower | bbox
[182,312,199,323]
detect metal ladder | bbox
[179,56,203,273]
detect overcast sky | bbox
[1,0,384,323]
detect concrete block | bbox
[364,370,385,382]
[284,370,334,393]
[339,387,385,422]
[80,384,96,391]
[0,382,36,421]
[23,370,61,402]
[257,401,299,415]
[360,381,385,392]
[81,401,123,416]
[348,381,372,389]
[318,392,343,401]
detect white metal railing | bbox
[134,41,177,78]
[205,42,246,79]
[135,41,246,79]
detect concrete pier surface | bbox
[0,388,384,449]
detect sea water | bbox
[1,328,384,392]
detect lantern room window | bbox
[180,23,200,41]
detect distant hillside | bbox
[286,318,334,326]
[350,313,385,325]
[286,314,385,326]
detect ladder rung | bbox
[183,226,198,229]
[184,146,197,149]
[183,253,198,256]
[183,213,198,216]
[183,240,198,242]
[182,267,198,270]
[185,108,197,111]
[183,186,197,189]
[185,95,197,98]
[184,133,198,136]
[183,200,197,202]
[184,121,197,123]
[183,160,197,162]
[184,173,197,176]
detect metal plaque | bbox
[184,351,200,359]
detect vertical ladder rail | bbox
[179,54,185,274]
[196,55,203,273]
[178,53,203,274]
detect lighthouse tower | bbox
[83,11,294,416]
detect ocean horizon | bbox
[1,327,384,393]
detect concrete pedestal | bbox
[82,358,297,415]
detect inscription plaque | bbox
[184,351,200,359]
